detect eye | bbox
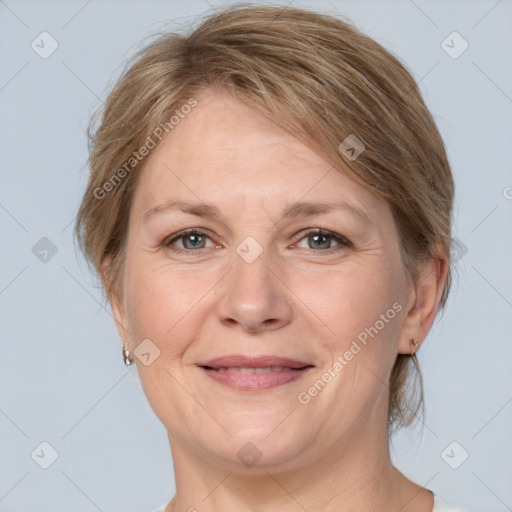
[163,229,216,251]
[162,228,352,254]
[293,229,352,252]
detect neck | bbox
[164,415,424,512]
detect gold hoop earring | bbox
[123,342,134,366]
[411,338,419,357]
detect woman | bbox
[75,5,468,511]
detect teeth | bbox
[217,366,288,373]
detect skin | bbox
[106,91,448,512]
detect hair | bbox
[74,4,454,435]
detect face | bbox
[111,91,418,471]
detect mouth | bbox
[198,355,315,391]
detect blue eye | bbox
[294,229,352,251]
[163,229,214,251]
[163,228,351,253]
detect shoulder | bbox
[433,494,470,512]
[150,506,166,512]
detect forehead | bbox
[131,91,381,221]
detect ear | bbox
[397,247,449,355]
[101,257,131,350]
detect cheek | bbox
[303,262,402,342]
[123,258,211,355]
[308,265,405,400]
[309,264,406,399]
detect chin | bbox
[198,417,311,470]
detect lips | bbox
[201,355,311,369]
[198,355,314,391]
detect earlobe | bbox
[397,252,449,355]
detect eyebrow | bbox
[143,199,372,225]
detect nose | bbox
[214,247,293,334]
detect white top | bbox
[432,493,470,511]
[151,493,469,511]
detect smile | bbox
[211,366,296,373]
[198,355,314,391]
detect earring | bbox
[411,338,419,357]
[123,342,134,366]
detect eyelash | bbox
[162,228,352,254]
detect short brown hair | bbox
[75,4,454,434]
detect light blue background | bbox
[1,1,511,511]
